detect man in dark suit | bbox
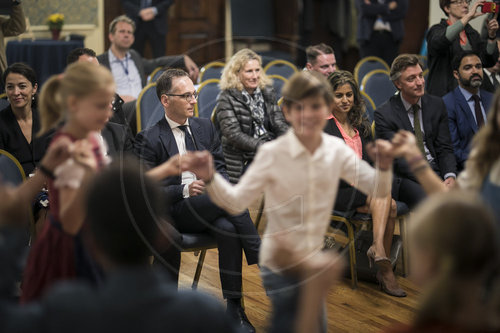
[375,54,457,208]
[482,55,500,93]
[0,160,238,333]
[134,68,260,333]
[355,0,408,66]
[443,51,493,171]
[121,0,173,58]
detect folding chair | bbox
[360,69,396,108]
[135,82,164,133]
[198,61,225,83]
[263,59,298,79]
[195,79,221,119]
[354,56,390,84]
[268,74,287,97]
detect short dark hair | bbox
[85,158,168,265]
[390,54,423,81]
[439,0,452,15]
[451,50,481,71]
[156,68,190,100]
[306,43,334,64]
[66,48,97,65]
[2,62,37,87]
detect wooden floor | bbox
[179,248,420,332]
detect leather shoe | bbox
[226,304,255,333]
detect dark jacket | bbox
[355,0,408,43]
[426,19,499,97]
[121,0,173,35]
[324,118,373,211]
[374,93,457,181]
[442,86,493,171]
[214,86,288,183]
[97,49,184,88]
[134,117,227,204]
[102,122,135,157]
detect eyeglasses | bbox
[450,0,471,5]
[163,92,198,102]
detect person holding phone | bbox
[427,0,499,97]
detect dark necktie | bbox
[412,104,425,155]
[177,125,196,151]
[471,95,485,128]
[491,73,499,89]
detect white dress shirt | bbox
[206,129,392,271]
[165,115,196,198]
[108,50,143,99]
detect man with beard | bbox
[443,51,493,171]
[375,54,457,208]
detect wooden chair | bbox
[354,56,390,84]
[198,61,225,83]
[263,59,298,79]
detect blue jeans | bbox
[260,266,327,333]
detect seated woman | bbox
[325,70,405,297]
[0,63,54,237]
[386,192,499,332]
[0,63,53,176]
[215,48,288,183]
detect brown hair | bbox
[389,54,423,82]
[328,70,370,137]
[38,62,115,135]
[306,43,334,64]
[281,71,333,108]
[410,192,499,329]
[156,68,190,100]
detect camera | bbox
[482,2,499,13]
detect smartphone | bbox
[482,2,499,13]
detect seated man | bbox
[482,54,500,93]
[375,54,457,208]
[443,51,493,171]
[0,158,238,332]
[134,68,260,333]
[305,43,337,77]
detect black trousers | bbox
[392,176,427,210]
[157,193,261,299]
[132,21,166,58]
[360,30,400,67]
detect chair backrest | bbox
[360,91,376,123]
[136,82,164,133]
[263,59,298,79]
[147,66,166,83]
[354,56,390,84]
[198,61,225,83]
[360,69,396,108]
[0,92,9,110]
[268,74,287,97]
[195,79,221,119]
[0,149,26,186]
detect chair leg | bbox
[398,215,409,277]
[192,249,207,290]
[345,221,358,289]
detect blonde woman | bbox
[215,48,288,183]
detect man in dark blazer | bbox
[375,54,457,208]
[0,161,238,333]
[134,69,260,333]
[443,51,493,171]
[121,0,173,58]
[482,55,500,93]
[355,0,408,66]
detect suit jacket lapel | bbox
[188,118,203,150]
[454,88,479,133]
[393,96,414,132]
[158,118,179,157]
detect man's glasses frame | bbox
[163,92,199,102]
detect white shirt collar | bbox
[165,114,189,129]
[400,94,422,112]
[287,129,328,160]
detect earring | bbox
[32,95,35,100]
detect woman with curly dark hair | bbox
[325,70,405,297]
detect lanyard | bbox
[118,56,129,75]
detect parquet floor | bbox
[178,248,419,332]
